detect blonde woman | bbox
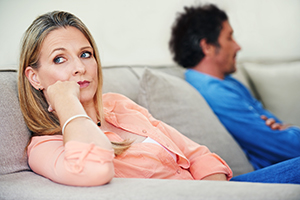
[18,10,233,186]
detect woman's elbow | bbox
[90,162,115,186]
[59,161,115,186]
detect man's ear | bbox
[25,67,43,90]
[200,39,215,56]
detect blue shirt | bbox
[185,69,300,169]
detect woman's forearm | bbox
[55,94,112,150]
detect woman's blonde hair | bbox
[18,11,130,155]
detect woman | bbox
[18,11,232,186]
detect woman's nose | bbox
[73,58,86,75]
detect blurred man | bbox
[169,4,300,170]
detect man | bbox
[169,4,300,170]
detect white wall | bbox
[0,0,299,69]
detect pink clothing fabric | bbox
[28,93,232,186]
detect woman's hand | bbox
[43,80,112,150]
[45,81,80,113]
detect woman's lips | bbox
[77,80,90,88]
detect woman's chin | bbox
[80,95,95,107]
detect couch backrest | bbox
[102,65,186,102]
[0,70,31,175]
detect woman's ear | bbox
[200,39,215,57]
[25,67,43,90]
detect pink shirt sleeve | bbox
[27,135,115,186]
[152,118,233,180]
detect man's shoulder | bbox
[185,71,246,101]
[185,70,230,91]
[185,69,219,87]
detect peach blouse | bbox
[28,93,232,186]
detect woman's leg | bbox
[230,157,300,184]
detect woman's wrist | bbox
[54,95,87,126]
[62,114,92,135]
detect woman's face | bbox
[28,26,98,105]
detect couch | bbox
[1,63,300,200]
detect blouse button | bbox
[177,169,181,174]
[74,165,81,171]
[142,130,147,133]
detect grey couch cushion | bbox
[0,70,31,175]
[137,69,254,176]
[243,61,300,127]
[102,66,140,102]
[1,171,300,200]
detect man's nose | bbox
[234,39,241,51]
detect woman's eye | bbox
[81,51,92,58]
[53,57,65,64]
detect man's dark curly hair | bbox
[169,4,228,68]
